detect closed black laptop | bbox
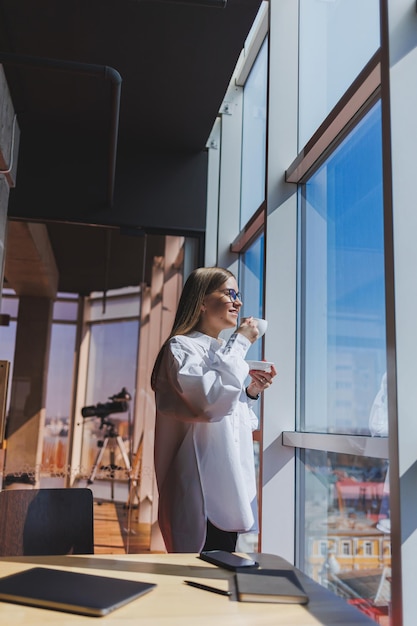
[0,566,156,617]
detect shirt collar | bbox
[187,330,224,349]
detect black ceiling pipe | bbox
[0,52,122,208]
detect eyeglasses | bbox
[219,288,242,302]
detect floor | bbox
[93,500,152,554]
[84,479,153,554]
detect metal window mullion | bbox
[282,431,389,459]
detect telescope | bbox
[81,387,131,421]
[82,388,133,497]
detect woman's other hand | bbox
[247,364,277,397]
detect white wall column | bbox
[261,0,299,562]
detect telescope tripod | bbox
[87,421,131,501]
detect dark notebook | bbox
[0,566,156,617]
[235,569,309,604]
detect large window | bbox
[0,291,18,413]
[236,234,265,554]
[298,0,380,148]
[300,102,386,436]
[205,0,415,622]
[240,37,268,228]
[42,295,79,477]
[80,291,140,485]
[239,233,265,363]
[298,101,390,619]
[301,449,390,622]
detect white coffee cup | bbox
[252,317,268,338]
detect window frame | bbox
[281,36,392,624]
[283,49,387,454]
[286,51,381,186]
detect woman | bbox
[151,267,276,553]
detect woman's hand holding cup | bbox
[251,317,268,337]
[237,317,260,343]
[236,316,268,343]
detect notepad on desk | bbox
[234,569,309,604]
[0,566,156,617]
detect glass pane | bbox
[240,37,268,228]
[80,320,139,483]
[0,320,17,413]
[0,295,19,318]
[301,102,386,435]
[301,449,391,623]
[299,0,380,148]
[42,323,77,476]
[57,292,78,298]
[53,299,79,321]
[239,233,265,363]
[89,294,140,321]
[236,437,260,554]
[236,234,264,553]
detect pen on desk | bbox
[184,580,231,596]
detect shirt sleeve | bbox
[164,333,252,422]
[246,395,260,431]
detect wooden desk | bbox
[0,552,376,625]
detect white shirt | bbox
[153,331,258,553]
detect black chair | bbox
[0,487,94,556]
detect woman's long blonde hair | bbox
[151,266,235,389]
